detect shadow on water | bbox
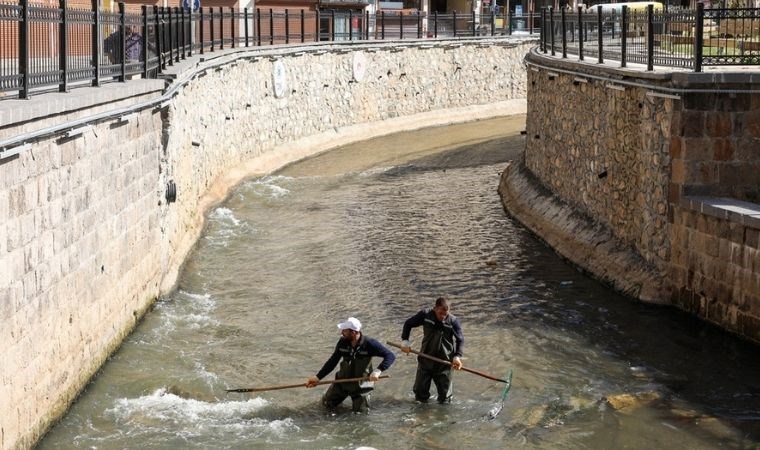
[370,138,760,441]
[507,243,760,434]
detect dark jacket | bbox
[402,308,464,371]
[316,334,395,381]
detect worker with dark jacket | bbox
[307,317,395,413]
[400,297,464,403]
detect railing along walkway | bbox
[0,1,541,101]
[540,4,760,72]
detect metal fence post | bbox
[200,7,205,53]
[176,7,182,60]
[561,6,567,58]
[142,5,148,78]
[646,3,653,70]
[179,6,185,58]
[170,7,177,62]
[19,0,30,97]
[163,7,170,63]
[187,6,193,57]
[220,7,224,49]
[244,8,249,46]
[175,7,182,61]
[471,11,475,36]
[60,0,69,92]
[315,9,320,42]
[491,11,495,36]
[549,7,554,56]
[400,11,404,39]
[212,7,217,49]
[417,10,422,38]
[257,8,262,45]
[92,0,101,86]
[301,9,305,42]
[365,10,369,39]
[597,5,602,63]
[621,5,627,67]
[167,7,174,64]
[209,7,215,51]
[230,7,235,47]
[188,6,193,56]
[349,10,353,40]
[119,2,126,81]
[453,11,457,36]
[381,11,385,39]
[285,9,290,43]
[434,11,438,37]
[331,10,335,40]
[507,8,511,34]
[269,9,273,44]
[694,2,703,72]
[577,6,583,60]
[541,8,546,52]
[154,6,163,70]
[169,7,175,62]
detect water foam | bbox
[109,389,270,425]
[177,290,215,311]
[210,207,242,226]
[244,176,292,199]
[206,207,257,248]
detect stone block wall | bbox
[666,92,760,341]
[0,37,534,450]
[524,62,672,272]
[509,48,760,343]
[670,93,760,203]
[0,91,165,450]
[670,197,760,342]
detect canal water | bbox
[41,117,760,449]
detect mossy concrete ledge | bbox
[498,161,670,303]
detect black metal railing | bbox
[541,4,760,72]
[0,4,542,100]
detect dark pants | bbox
[413,365,452,403]
[322,382,370,413]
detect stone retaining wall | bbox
[671,197,760,342]
[0,37,535,450]
[501,47,760,344]
[524,56,672,273]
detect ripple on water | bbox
[39,124,760,449]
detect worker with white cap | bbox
[306,317,396,413]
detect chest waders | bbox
[322,341,374,413]
[415,311,457,403]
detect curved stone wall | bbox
[524,53,672,273]
[501,47,760,344]
[0,37,535,450]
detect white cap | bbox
[337,317,362,332]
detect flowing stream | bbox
[40,117,760,449]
